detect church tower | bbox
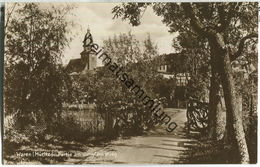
[65,28,97,76]
[81,28,97,73]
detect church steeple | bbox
[66,28,97,75]
[83,27,93,51]
[80,27,97,72]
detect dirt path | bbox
[64,108,195,164]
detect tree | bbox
[74,33,163,136]
[4,3,74,130]
[151,75,177,106]
[112,2,258,163]
[103,32,141,65]
[103,32,161,89]
[177,30,225,140]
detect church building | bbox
[66,28,97,76]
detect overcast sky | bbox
[7,3,177,65]
[61,3,178,65]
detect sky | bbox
[6,3,177,66]
[62,3,177,66]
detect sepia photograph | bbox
[2,1,258,164]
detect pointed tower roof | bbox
[83,27,93,47]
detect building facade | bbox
[157,53,191,86]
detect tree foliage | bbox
[71,33,173,135]
[112,2,258,163]
[4,3,74,129]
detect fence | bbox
[186,98,209,133]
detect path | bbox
[64,108,196,164]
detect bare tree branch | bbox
[230,33,258,61]
[217,4,227,31]
[181,3,211,37]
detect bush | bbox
[3,115,30,156]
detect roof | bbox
[66,58,86,73]
[162,53,188,64]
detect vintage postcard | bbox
[1,1,258,165]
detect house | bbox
[157,53,191,86]
[156,53,193,107]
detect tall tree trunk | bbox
[208,44,226,140]
[208,75,225,140]
[211,33,250,163]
